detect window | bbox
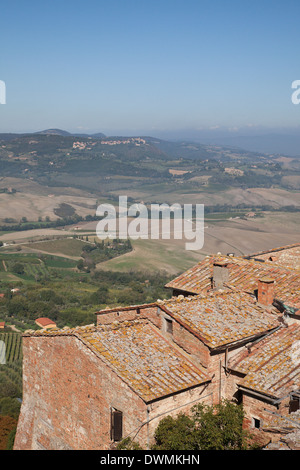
[289,397,300,413]
[111,409,123,442]
[164,317,173,335]
[252,417,261,429]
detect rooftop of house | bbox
[23,319,210,403]
[262,410,300,450]
[247,243,300,271]
[35,317,56,327]
[159,291,280,350]
[228,323,300,400]
[165,253,300,311]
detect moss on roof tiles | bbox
[229,324,300,399]
[165,254,300,309]
[162,291,279,349]
[24,319,210,402]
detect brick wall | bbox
[159,313,211,369]
[16,306,294,449]
[14,332,217,450]
[242,392,289,432]
[147,384,214,447]
[14,335,148,450]
[96,305,160,327]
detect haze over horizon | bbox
[1,0,300,151]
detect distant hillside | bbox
[0,131,270,165]
[35,129,106,139]
[202,134,300,158]
[35,128,72,136]
[0,131,299,197]
[90,132,106,138]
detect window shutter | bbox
[111,409,123,441]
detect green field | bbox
[0,332,23,427]
[0,251,78,284]
[23,237,87,257]
[97,238,204,275]
[0,333,22,363]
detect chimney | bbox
[212,261,229,290]
[257,277,275,306]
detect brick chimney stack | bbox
[212,261,229,290]
[257,277,275,306]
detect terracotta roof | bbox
[165,256,213,294]
[248,243,300,271]
[23,320,210,403]
[262,409,300,433]
[228,324,300,400]
[95,303,157,315]
[35,317,56,327]
[262,410,300,450]
[160,291,280,350]
[165,254,300,310]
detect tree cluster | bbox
[117,400,257,451]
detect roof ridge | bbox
[23,323,96,337]
[247,243,300,258]
[95,302,157,315]
[163,290,256,305]
[96,318,148,331]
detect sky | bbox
[1,0,300,136]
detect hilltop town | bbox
[13,243,300,450]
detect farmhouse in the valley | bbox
[14,244,300,450]
[35,317,57,330]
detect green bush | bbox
[152,413,196,450]
[0,397,21,419]
[152,400,252,450]
[116,437,144,450]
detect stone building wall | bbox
[146,384,214,447]
[96,305,161,329]
[242,392,290,431]
[14,335,148,450]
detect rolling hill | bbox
[0,130,299,225]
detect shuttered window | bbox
[111,409,123,442]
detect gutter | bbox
[243,325,282,352]
[211,326,281,354]
[238,384,279,405]
[237,384,300,407]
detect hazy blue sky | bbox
[1,0,300,135]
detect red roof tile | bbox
[160,291,280,350]
[165,254,300,310]
[35,317,56,327]
[24,320,211,402]
[228,324,300,399]
[248,243,300,271]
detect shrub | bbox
[152,400,251,450]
